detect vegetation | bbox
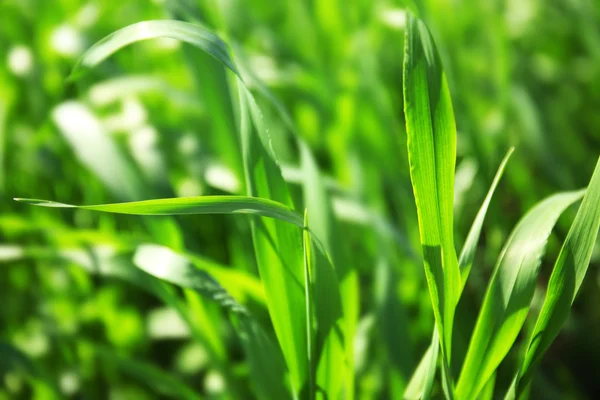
[1,1,599,399]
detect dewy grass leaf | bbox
[403,11,460,378]
[14,196,303,227]
[404,148,514,398]
[507,157,600,399]
[456,190,585,399]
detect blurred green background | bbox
[1,0,599,398]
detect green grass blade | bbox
[456,190,585,399]
[303,210,316,400]
[458,147,514,288]
[69,20,238,81]
[14,196,303,227]
[299,141,349,399]
[403,11,460,383]
[237,86,308,392]
[507,157,600,399]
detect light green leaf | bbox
[507,157,600,399]
[458,148,514,288]
[14,196,303,228]
[69,20,238,80]
[403,11,460,384]
[237,85,309,392]
[456,190,585,399]
[302,210,316,400]
[299,141,350,400]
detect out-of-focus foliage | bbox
[0,0,599,399]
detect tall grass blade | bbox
[403,12,460,386]
[458,147,514,288]
[237,87,308,392]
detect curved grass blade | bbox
[403,12,460,389]
[456,190,585,399]
[14,196,303,228]
[507,157,600,399]
[69,20,238,81]
[458,147,514,288]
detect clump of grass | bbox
[4,4,600,400]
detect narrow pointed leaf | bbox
[458,147,514,288]
[508,157,600,399]
[14,196,303,227]
[69,20,238,80]
[457,190,585,399]
[403,12,460,384]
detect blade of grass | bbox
[303,210,316,400]
[14,196,303,227]
[68,20,238,81]
[507,157,600,399]
[403,11,460,390]
[456,190,585,399]
[458,147,514,288]
[298,140,349,399]
[236,85,309,392]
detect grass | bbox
[1,1,600,399]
